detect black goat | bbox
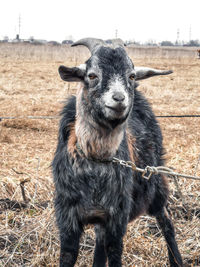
[52,38,183,267]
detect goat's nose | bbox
[112,92,125,102]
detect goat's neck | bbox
[75,90,125,160]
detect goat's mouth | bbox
[105,104,127,114]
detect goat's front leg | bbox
[156,207,183,267]
[104,225,125,267]
[59,226,83,267]
[93,225,107,267]
[55,200,83,267]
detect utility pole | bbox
[115,29,118,39]
[176,28,180,45]
[189,25,192,41]
[18,14,21,40]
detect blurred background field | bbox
[0,43,200,266]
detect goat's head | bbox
[59,38,172,129]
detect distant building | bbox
[105,39,112,44]
[30,39,47,45]
[3,36,9,42]
[48,40,60,46]
[62,40,73,45]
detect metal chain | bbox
[112,157,200,181]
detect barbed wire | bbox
[0,116,59,121]
[1,114,200,121]
[157,115,200,118]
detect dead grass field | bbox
[0,43,200,266]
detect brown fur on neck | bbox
[75,115,124,159]
[74,87,125,159]
[67,122,77,158]
[68,123,137,164]
[126,130,137,163]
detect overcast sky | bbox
[0,0,199,43]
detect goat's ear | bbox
[58,65,85,82]
[135,67,173,81]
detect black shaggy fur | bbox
[52,45,183,267]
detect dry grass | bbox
[0,43,200,266]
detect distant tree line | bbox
[0,35,73,45]
[0,35,200,47]
[160,40,200,47]
[126,39,200,47]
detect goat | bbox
[52,38,183,267]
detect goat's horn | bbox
[111,38,126,48]
[71,38,106,53]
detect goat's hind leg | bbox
[156,207,183,267]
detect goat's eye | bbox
[129,74,135,80]
[88,73,97,80]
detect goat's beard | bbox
[94,104,131,130]
[75,112,126,160]
[95,112,129,130]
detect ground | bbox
[0,43,200,266]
